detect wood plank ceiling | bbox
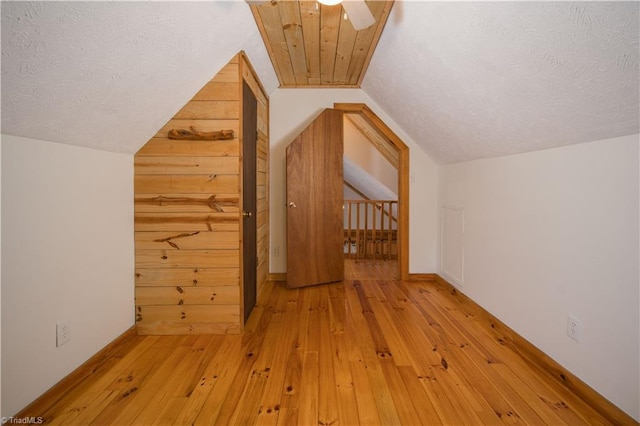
[249,0,394,87]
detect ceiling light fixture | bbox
[317,0,343,6]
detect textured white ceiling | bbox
[364,1,639,163]
[1,1,638,163]
[1,1,278,153]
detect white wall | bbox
[439,134,640,420]
[1,135,135,416]
[269,88,438,274]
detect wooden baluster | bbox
[364,202,369,259]
[381,201,386,260]
[388,201,392,260]
[356,202,361,258]
[347,202,352,258]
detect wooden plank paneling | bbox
[193,82,240,101]
[136,306,240,330]
[300,0,321,85]
[320,4,342,84]
[136,286,240,306]
[279,0,309,85]
[173,101,239,120]
[134,52,268,335]
[135,231,239,250]
[134,213,239,232]
[254,1,296,85]
[134,157,238,175]
[135,268,239,287]
[212,62,240,83]
[135,175,239,194]
[136,139,239,157]
[136,320,241,335]
[333,9,358,84]
[135,249,240,269]
[134,194,239,213]
[249,1,394,87]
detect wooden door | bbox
[242,81,258,323]
[286,108,344,288]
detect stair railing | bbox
[344,200,398,259]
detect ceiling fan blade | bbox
[342,0,375,31]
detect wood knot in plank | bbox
[155,231,200,249]
[122,387,138,398]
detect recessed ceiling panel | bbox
[249,0,394,87]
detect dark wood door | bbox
[242,81,258,323]
[286,108,344,288]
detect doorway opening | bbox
[334,103,410,281]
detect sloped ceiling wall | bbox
[1,1,638,163]
[364,1,639,163]
[1,1,278,153]
[344,156,397,200]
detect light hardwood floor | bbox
[20,260,617,425]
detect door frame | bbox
[334,103,410,281]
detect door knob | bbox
[289,202,297,208]
[242,211,253,218]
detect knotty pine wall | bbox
[134,52,269,334]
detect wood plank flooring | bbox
[21,260,613,425]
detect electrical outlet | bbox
[56,321,71,347]
[567,315,582,343]
[272,245,280,257]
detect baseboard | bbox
[433,274,638,425]
[268,272,286,282]
[271,273,438,282]
[15,326,139,419]
[407,273,437,281]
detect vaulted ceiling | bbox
[2,1,638,164]
[248,0,393,86]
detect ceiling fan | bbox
[318,0,376,30]
[246,0,376,31]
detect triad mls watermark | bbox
[1,417,44,425]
